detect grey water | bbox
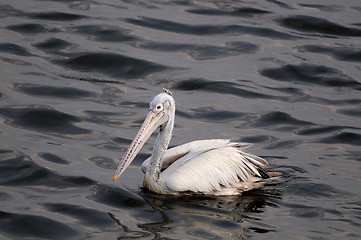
[0,0,360,239]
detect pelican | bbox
[113,88,277,195]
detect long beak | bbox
[113,111,165,182]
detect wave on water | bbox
[0,0,360,239]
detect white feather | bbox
[142,139,270,194]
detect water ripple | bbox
[260,63,360,88]
[177,107,247,123]
[286,182,346,198]
[174,78,275,99]
[89,185,146,209]
[254,111,313,127]
[186,7,272,18]
[336,108,361,118]
[27,11,86,21]
[0,4,22,18]
[6,23,48,34]
[38,153,69,165]
[0,106,90,135]
[73,25,138,42]
[33,38,72,53]
[125,17,298,39]
[297,126,361,136]
[0,150,95,188]
[43,203,115,227]
[297,45,361,62]
[298,4,344,12]
[0,43,33,56]
[0,210,78,239]
[278,15,361,37]
[15,84,96,99]
[136,41,259,60]
[317,132,361,146]
[56,52,171,79]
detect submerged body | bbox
[113,89,276,195]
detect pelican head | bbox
[113,88,175,182]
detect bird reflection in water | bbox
[108,188,281,239]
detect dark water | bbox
[1,0,360,239]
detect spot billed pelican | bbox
[113,88,277,195]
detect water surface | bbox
[0,0,360,239]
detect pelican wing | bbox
[142,139,248,173]
[161,139,269,193]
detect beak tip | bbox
[113,176,118,182]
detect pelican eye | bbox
[156,105,162,110]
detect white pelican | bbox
[113,88,277,195]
